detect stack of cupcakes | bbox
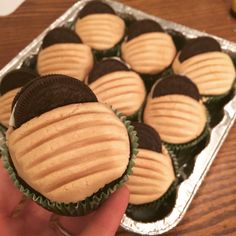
[1,0,235,224]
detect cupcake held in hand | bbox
[37,27,93,81]
[2,74,137,216]
[173,37,236,126]
[88,58,146,119]
[143,75,210,166]
[121,19,176,83]
[0,68,37,129]
[125,122,178,222]
[75,0,125,59]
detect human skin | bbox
[0,159,129,236]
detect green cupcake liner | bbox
[164,125,210,171]
[0,124,7,159]
[1,110,138,216]
[93,41,122,61]
[203,86,235,127]
[125,151,179,223]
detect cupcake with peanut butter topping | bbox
[2,74,137,216]
[121,19,176,87]
[88,58,146,119]
[126,122,178,222]
[143,75,210,167]
[37,27,93,81]
[173,37,236,126]
[0,69,37,129]
[75,1,125,59]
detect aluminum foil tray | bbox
[0,0,236,235]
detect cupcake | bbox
[143,75,210,167]
[75,0,125,59]
[37,27,93,81]
[2,74,137,216]
[0,69,37,129]
[88,58,146,119]
[121,19,176,88]
[173,37,236,126]
[125,122,178,222]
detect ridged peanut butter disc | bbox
[75,14,125,50]
[0,88,20,127]
[121,32,176,74]
[37,43,93,81]
[8,102,130,203]
[89,67,146,116]
[126,147,175,204]
[173,51,236,95]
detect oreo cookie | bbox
[127,19,164,42]
[179,36,221,63]
[13,74,98,128]
[41,27,82,49]
[88,58,129,84]
[0,69,38,96]
[79,1,115,18]
[152,75,200,101]
[132,122,162,153]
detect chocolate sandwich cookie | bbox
[0,69,38,128]
[173,36,236,126]
[143,75,210,168]
[2,74,137,216]
[37,27,93,81]
[75,1,125,59]
[88,58,146,118]
[125,122,178,222]
[121,19,176,77]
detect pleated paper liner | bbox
[164,125,210,180]
[203,84,235,128]
[0,124,7,159]
[125,154,179,223]
[1,110,138,216]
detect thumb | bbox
[80,186,129,236]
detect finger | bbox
[0,159,23,216]
[80,186,129,236]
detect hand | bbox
[0,159,130,236]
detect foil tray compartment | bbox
[0,0,236,235]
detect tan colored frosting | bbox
[89,71,146,116]
[144,95,207,144]
[0,88,20,128]
[8,103,130,203]
[173,52,236,95]
[75,14,125,50]
[121,32,176,74]
[37,43,93,81]
[126,147,175,204]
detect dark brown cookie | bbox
[152,75,200,101]
[13,74,98,128]
[41,27,82,49]
[179,36,221,62]
[79,1,115,18]
[0,68,38,96]
[127,19,164,42]
[88,58,129,84]
[132,122,162,153]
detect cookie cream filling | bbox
[37,43,93,81]
[0,88,20,127]
[121,32,176,74]
[173,52,236,95]
[89,71,146,116]
[144,95,207,144]
[126,147,175,204]
[75,14,125,50]
[8,102,130,203]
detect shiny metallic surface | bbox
[0,0,236,235]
